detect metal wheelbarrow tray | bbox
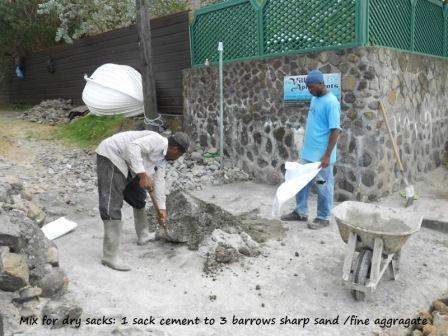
[333,201,422,301]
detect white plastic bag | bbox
[272,162,321,218]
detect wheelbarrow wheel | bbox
[352,248,372,301]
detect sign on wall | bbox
[284,73,341,102]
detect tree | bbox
[200,0,228,6]
[37,0,190,43]
[37,0,137,43]
[0,0,58,81]
[151,0,189,17]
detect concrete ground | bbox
[1,111,448,336]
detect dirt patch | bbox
[0,112,55,163]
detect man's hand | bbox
[138,173,154,192]
[158,209,167,226]
[320,154,330,169]
[320,129,340,169]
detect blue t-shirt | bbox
[300,92,341,164]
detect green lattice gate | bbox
[190,0,448,66]
[369,0,446,57]
[262,0,358,56]
[190,0,260,65]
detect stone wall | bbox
[183,47,448,201]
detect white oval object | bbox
[82,63,144,117]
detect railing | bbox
[190,0,448,66]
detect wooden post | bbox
[136,0,158,131]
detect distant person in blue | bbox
[281,70,341,229]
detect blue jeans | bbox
[295,159,334,220]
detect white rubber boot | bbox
[101,220,131,271]
[133,207,154,246]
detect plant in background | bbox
[0,0,191,85]
[37,0,137,43]
[200,0,229,6]
[150,0,190,17]
[199,0,264,7]
[0,0,58,82]
[37,0,191,43]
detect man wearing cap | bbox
[281,70,341,229]
[95,130,190,271]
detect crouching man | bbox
[96,131,190,271]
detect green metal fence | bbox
[445,5,448,56]
[190,0,260,65]
[368,0,413,50]
[262,0,358,55]
[369,0,446,57]
[190,0,448,66]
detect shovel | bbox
[379,101,415,207]
[147,191,186,243]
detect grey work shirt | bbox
[96,131,168,209]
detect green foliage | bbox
[150,0,190,17]
[37,0,137,43]
[199,0,262,7]
[0,0,191,83]
[200,0,227,6]
[37,0,191,43]
[0,0,59,81]
[56,114,135,148]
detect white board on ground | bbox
[41,217,78,240]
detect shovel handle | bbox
[148,191,175,239]
[147,191,166,226]
[379,101,405,173]
[148,191,160,212]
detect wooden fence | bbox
[7,11,191,115]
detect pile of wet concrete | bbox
[0,178,82,332]
[146,190,285,276]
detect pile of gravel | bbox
[410,299,448,336]
[0,177,81,332]
[18,99,74,125]
[166,153,251,192]
[29,147,251,207]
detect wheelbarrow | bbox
[333,201,422,301]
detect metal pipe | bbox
[218,42,224,160]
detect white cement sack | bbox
[272,162,321,218]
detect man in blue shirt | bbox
[281,70,341,229]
